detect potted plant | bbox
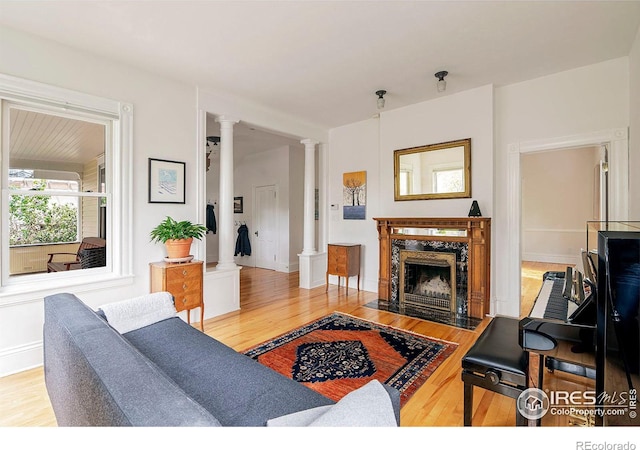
[150,216,207,259]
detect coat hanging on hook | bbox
[206,203,217,234]
[234,224,251,256]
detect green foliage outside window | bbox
[9,180,78,245]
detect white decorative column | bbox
[301,139,318,255]
[298,139,326,289]
[216,115,239,270]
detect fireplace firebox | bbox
[400,250,457,314]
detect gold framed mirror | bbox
[394,138,471,201]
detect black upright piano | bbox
[595,228,640,426]
[519,221,640,426]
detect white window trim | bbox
[399,162,413,196]
[431,164,464,193]
[0,74,133,302]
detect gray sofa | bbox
[43,292,400,426]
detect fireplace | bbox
[399,250,457,314]
[373,217,491,323]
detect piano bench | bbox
[461,316,529,426]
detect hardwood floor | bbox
[0,262,592,427]
[520,260,571,318]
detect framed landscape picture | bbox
[148,158,186,204]
[343,170,366,220]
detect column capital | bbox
[215,115,240,125]
[300,138,319,147]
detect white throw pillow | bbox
[267,380,397,427]
[99,291,177,334]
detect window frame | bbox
[0,74,133,298]
[432,166,464,194]
[398,163,413,196]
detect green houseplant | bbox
[150,216,207,259]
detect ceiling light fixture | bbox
[205,136,220,172]
[206,136,220,147]
[435,71,448,92]
[375,90,387,109]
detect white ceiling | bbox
[10,109,105,168]
[1,1,639,131]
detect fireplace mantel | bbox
[374,217,491,319]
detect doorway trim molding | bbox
[504,127,628,316]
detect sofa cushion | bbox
[123,317,335,426]
[44,293,221,427]
[266,380,397,427]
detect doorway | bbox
[505,127,629,317]
[254,185,278,270]
[521,145,603,267]
[520,145,604,317]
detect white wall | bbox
[327,85,494,293]
[380,85,494,218]
[494,57,630,316]
[630,27,640,220]
[0,26,200,375]
[328,119,381,292]
[232,145,303,272]
[521,146,600,265]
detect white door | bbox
[254,185,278,270]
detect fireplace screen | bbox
[399,250,457,314]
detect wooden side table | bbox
[326,243,361,295]
[150,260,204,331]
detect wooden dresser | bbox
[150,260,204,330]
[326,243,361,295]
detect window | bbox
[5,105,108,277]
[399,164,413,196]
[9,169,81,248]
[0,74,132,293]
[433,167,464,194]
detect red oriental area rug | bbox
[243,312,458,406]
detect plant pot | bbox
[165,238,193,259]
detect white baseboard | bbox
[522,252,578,266]
[361,277,377,294]
[276,261,299,273]
[0,340,43,377]
[492,297,519,318]
[326,275,377,294]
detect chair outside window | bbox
[79,246,107,269]
[47,237,106,272]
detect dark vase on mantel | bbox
[468,201,482,217]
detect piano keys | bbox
[520,269,596,353]
[528,274,575,320]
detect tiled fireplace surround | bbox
[370,217,491,329]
